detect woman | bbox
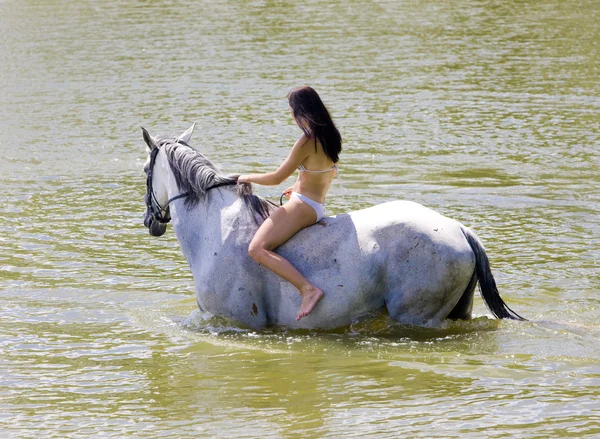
[237,86,342,321]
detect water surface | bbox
[1,0,599,437]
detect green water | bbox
[1,0,599,437]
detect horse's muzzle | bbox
[149,220,167,237]
[144,210,167,237]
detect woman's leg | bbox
[248,198,324,320]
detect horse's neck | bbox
[173,194,256,269]
[159,156,257,260]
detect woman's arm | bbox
[238,134,311,186]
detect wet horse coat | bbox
[142,125,523,330]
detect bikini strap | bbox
[297,164,337,173]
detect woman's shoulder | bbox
[292,132,316,153]
[296,132,312,146]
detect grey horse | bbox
[142,125,524,330]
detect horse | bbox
[141,124,524,330]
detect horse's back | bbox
[327,200,470,253]
[285,199,475,286]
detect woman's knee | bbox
[248,241,265,262]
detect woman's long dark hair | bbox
[288,86,342,163]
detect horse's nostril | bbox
[149,220,167,237]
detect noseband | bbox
[145,143,235,224]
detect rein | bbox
[145,145,236,224]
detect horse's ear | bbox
[177,123,196,144]
[142,127,158,151]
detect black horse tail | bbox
[461,227,526,321]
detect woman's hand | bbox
[237,175,252,184]
[282,187,293,199]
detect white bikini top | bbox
[297,163,345,195]
[297,163,338,174]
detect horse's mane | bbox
[159,139,276,221]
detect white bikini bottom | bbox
[291,192,326,223]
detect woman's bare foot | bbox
[296,286,324,321]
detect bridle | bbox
[145,143,236,225]
[145,146,188,224]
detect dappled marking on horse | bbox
[141,124,524,330]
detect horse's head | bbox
[141,124,274,236]
[141,124,195,237]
